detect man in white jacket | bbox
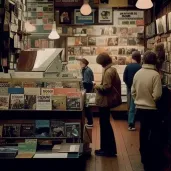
[131,51,162,171]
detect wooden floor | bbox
[86,118,144,171]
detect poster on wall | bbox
[98,8,112,23]
[74,9,94,24]
[168,12,171,31]
[59,10,71,24]
[113,10,144,26]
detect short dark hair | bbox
[143,51,157,65]
[132,51,141,64]
[79,58,89,66]
[96,52,112,67]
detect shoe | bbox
[95,149,117,157]
[128,126,136,131]
[85,123,93,128]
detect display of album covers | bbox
[82,47,91,55]
[119,27,128,37]
[51,120,65,137]
[118,56,126,65]
[118,38,127,46]
[111,56,118,65]
[59,10,71,24]
[88,37,96,46]
[96,37,108,46]
[107,37,118,46]
[98,8,113,24]
[118,48,126,55]
[65,123,80,138]
[90,47,97,56]
[162,15,167,33]
[0,95,9,109]
[156,18,164,35]
[74,47,82,56]
[81,37,87,46]
[10,94,24,109]
[68,47,74,55]
[127,38,137,46]
[168,12,171,31]
[109,47,118,56]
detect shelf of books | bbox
[0,77,87,168]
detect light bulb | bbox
[25,21,36,32]
[136,0,153,9]
[80,2,92,16]
[48,21,60,40]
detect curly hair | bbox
[96,52,112,67]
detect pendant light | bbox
[136,0,153,9]
[48,21,60,40]
[80,0,92,16]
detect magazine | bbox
[0,95,9,109]
[10,94,24,109]
[36,95,52,110]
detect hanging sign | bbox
[74,9,94,24]
[113,10,144,26]
[55,0,83,7]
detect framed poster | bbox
[168,12,171,31]
[113,10,144,26]
[74,9,94,24]
[59,10,71,24]
[162,15,167,33]
[98,8,112,23]
[156,18,164,35]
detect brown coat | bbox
[95,64,121,108]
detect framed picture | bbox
[59,10,71,24]
[156,18,164,35]
[98,8,112,24]
[168,12,171,31]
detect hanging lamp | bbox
[48,21,60,40]
[80,0,92,16]
[136,0,153,9]
[25,21,36,32]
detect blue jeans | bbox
[127,89,136,126]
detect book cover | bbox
[41,88,54,96]
[8,88,24,94]
[0,87,8,95]
[3,124,21,137]
[24,95,36,110]
[86,93,96,104]
[10,94,24,109]
[67,92,82,110]
[51,95,66,110]
[65,123,80,138]
[24,88,40,95]
[54,88,77,95]
[35,120,50,137]
[20,124,35,137]
[50,120,65,137]
[0,95,9,110]
[36,95,52,110]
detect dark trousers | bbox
[85,107,93,125]
[99,107,117,153]
[137,109,162,171]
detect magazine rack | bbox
[0,77,87,171]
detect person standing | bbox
[131,51,162,171]
[94,52,121,157]
[79,58,94,127]
[123,51,141,130]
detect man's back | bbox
[132,64,162,110]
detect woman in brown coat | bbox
[94,52,121,157]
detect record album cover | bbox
[50,120,65,137]
[10,94,24,109]
[65,123,80,138]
